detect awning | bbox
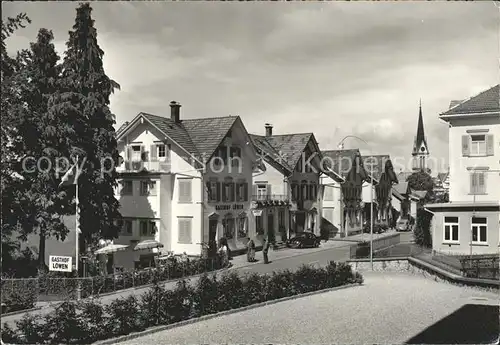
[94,244,129,255]
[133,239,164,251]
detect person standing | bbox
[247,237,256,262]
[218,237,229,267]
[262,238,270,264]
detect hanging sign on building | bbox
[215,204,244,211]
[49,255,73,272]
[252,209,263,216]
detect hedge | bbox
[1,254,227,314]
[2,261,363,344]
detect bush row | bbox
[2,261,363,344]
[1,254,227,314]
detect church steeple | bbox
[412,99,430,172]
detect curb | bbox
[0,306,42,318]
[94,282,361,345]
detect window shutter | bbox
[222,182,227,202]
[216,182,221,202]
[462,135,470,156]
[186,180,192,201]
[266,184,272,196]
[486,134,494,156]
[150,144,157,160]
[140,145,146,161]
[206,182,211,200]
[470,173,476,194]
[230,182,235,202]
[252,185,258,198]
[480,173,486,194]
[126,146,132,160]
[244,183,248,201]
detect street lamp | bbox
[337,135,375,270]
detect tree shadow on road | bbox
[405,304,499,344]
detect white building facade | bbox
[427,85,500,255]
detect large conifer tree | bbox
[49,3,122,252]
[14,28,76,269]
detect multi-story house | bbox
[320,149,367,237]
[113,101,259,269]
[427,85,500,255]
[250,124,341,244]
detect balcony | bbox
[252,194,290,206]
[119,160,171,173]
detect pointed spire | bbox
[416,99,425,147]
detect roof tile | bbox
[441,84,500,116]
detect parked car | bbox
[286,232,321,248]
[396,218,410,232]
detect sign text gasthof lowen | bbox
[49,255,73,272]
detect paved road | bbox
[118,271,499,345]
[0,242,352,327]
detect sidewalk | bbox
[330,230,400,243]
[229,240,354,269]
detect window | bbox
[471,217,487,243]
[140,221,149,236]
[178,179,192,203]
[256,215,264,235]
[291,182,298,200]
[131,145,142,161]
[256,184,267,201]
[140,181,156,196]
[223,178,235,202]
[444,216,459,243]
[207,180,218,202]
[120,180,133,196]
[157,144,166,158]
[324,186,334,201]
[278,209,285,228]
[149,221,158,236]
[121,220,133,236]
[301,180,308,200]
[235,181,247,202]
[470,172,486,195]
[218,146,228,164]
[237,215,247,238]
[470,135,486,155]
[223,215,235,239]
[230,147,241,168]
[178,217,192,244]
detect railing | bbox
[459,255,499,280]
[252,194,290,202]
[1,254,228,314]
[118,160,171,173]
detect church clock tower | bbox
[412,100,430,172]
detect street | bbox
[0,241,353,327]
[116,271,499,344]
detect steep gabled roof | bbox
[249,134,293,175]
[361,155,391,181]
[182,116,238,162]
[322,149,365,178]
[117,112,239,164]
[441,84,500,116]
[264,133,314,170]
[393,182,410,196]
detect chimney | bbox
[265,123,273,136]
[170,101,181,122]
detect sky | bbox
[3,1,499,174]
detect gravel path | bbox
[117,271,499,344]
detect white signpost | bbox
[49,255,73,272]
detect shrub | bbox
[168,279,195,322]
[2,285,37,313]
[216,271,246,311]
[45,300,83,344]
[1,323,22,344]
[265,270,296,300]
[106,295,144,336]
[140,282,169,328]
[293,264,327,293]
[15,313,48,344]
[193,273,219,316]
[414,208,433,248]
[241,272,267,305]
[78,299,109,342]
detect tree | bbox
[407,170,434,201]
[48,3,122,252]
[13,28,76,269]
[1,13,31,270]
[414,208,432,248]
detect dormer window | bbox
[158,144,166,158]
[131,145,143,161]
